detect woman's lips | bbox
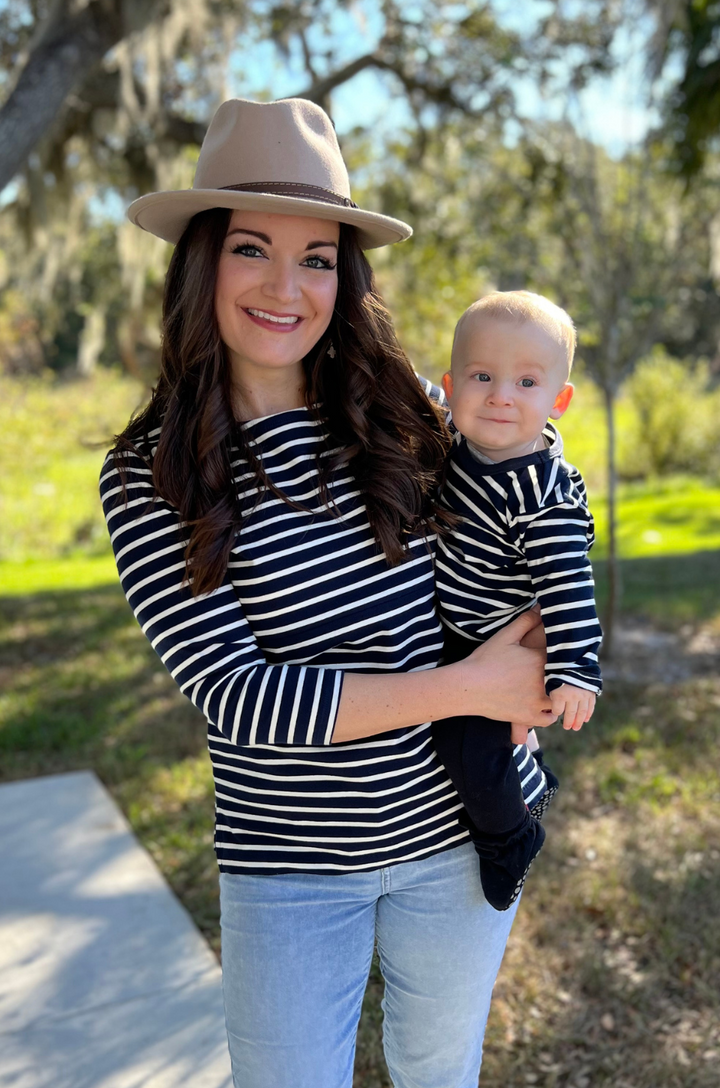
[243,307,305,332]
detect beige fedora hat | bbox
[127,97,412,250]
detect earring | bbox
[327,341,336,359]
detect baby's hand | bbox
[550,684,596,731]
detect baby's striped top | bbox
[437,423,603,695]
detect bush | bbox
[619,347,720,479]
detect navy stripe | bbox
[437,423,602,694]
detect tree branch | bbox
[0,0,161,191]
[298,53,379,105]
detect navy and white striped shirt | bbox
[437,423,602,695]
[100,389,550,874]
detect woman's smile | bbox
[244,307,304,330]
[246,306,302,326]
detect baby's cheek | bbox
[449,394,476,434]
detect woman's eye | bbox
[303,255,336,270]
[231,243,265,257]
[519,378,536,388]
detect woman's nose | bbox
[263,261,302,303]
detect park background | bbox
[1,1,719,1085]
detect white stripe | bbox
[286,669,306,744]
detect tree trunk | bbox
[602,384,620,657]
[77,306,107,377]
[0,0,159,192]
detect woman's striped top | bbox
[100,389,548,874]
[436,423,603,695]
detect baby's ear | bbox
[550,382,573,419]
[441,371,454,400]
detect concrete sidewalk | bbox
[0,771,232,1088]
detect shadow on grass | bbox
[0,583,207,776]
[592,549,720,628]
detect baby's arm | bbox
[521,498,603,719]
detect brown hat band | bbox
[220,181,358,209]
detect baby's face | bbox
[443,314,572,461]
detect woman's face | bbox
[215,209,339,390]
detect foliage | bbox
[646,0,720,177]
[621,347,720,478]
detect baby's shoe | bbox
[470,812,546,912]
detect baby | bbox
[432,290,603,911]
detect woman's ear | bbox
[549,382,574,419]
[441,371,454,401]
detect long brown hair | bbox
[114,209,452,594]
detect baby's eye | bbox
[231,242,265,257]
[303,254,336,270]
[473,373,491,382]
[519,378,536,388]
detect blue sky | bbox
[229,1,662,157]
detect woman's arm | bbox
[102,449,553,748]
[333,609,555,742]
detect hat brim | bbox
[127,189,412,249]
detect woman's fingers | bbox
[510,723,529,744]
[497,608,542,644]
[460,619,556,728]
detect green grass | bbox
[481,674,720,1088]
[0,371,145,562]
[591,477,720,559]
[0,555,118,595]
[594,551,720,628]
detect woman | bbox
[101,97,554,1088]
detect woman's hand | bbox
[333,609,555,743]
[508,607,551,742]
[451,610,556,729]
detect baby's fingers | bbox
[583,693,597,725]
[563,695,585,731]
[568,693,595,731]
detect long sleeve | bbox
[99,450,344,747]
[520,502,603,694]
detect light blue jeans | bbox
[219,841,519,1088]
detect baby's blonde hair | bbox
[453,290,577,376]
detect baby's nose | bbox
[487,384,514,404]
